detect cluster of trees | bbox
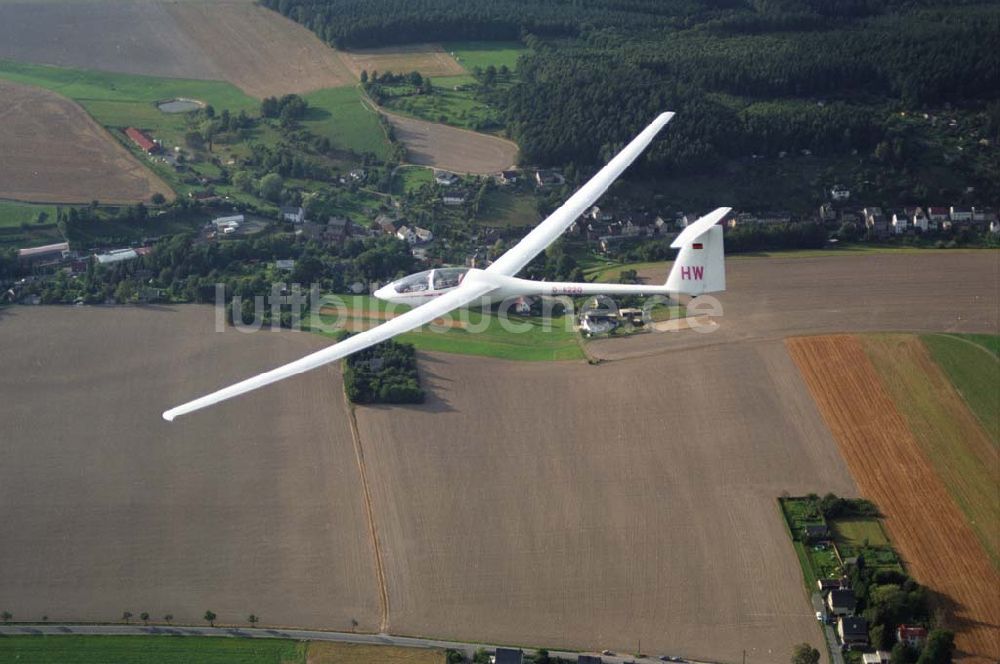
[16,230,416,307]
[185,106,256,151]
[343,340,425,404]
[267,0,998,177]
[260,94,309,123]
[362,69,434,105]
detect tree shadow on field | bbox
[303,106,332,122]
[923,587,998,656]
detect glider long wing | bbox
[162,280,495,421]
[485,111,674,277]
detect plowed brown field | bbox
[382,109,518,173]
[0,80,173,204]
[787,335,1000,662]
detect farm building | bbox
[17,242,70,265]
[125,127,159,154]
[897,625,928,649]
[95,248,139,265]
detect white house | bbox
[442,192,467,206]
[950,206,973,223]
[95,248,139,265]
[434,171,459,186]
[212,214,244,229]
[831,184,851,201]
[862,652,890,664]
[396,225,417,244]
[414,226,433,243]
[907,206,929,232]
[891,211,909,234]
[281,206,305,224]
[926,207,949,228]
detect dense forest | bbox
[263,0,1000,189]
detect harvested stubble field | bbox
[164,1,354,98]
[0,0,353,98]
[787,335,999,663]
[338,44,467,79]
[0,306,379,632]
[382,109,518,173]
[0,80,173,203]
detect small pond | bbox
[157,98,204,113]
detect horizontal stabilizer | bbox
[671,207,731,248]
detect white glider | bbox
[163,112,729,421]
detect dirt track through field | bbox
[787,335,1000,662]
[164,1,354,98]
[382,109,518,174]
[0,80,173,203]
[339,44,466,79]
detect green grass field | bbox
[0,201,58,228]
[477,189,540,227]
[444,41,528,71]
[831,518,891,548]
[317,295,584,361]
[0,635,305,664]
[302,87,391,159]
[382,75,502,132]
[0,60,257,150]
[392,165,434,195]
[922,334,999,442]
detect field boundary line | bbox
[343,388,390,633]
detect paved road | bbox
[0,623,711,664]
[810,593,845,664]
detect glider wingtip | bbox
[162,410,177,422]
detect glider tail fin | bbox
[665,207,729,295]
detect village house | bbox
[498,170,519,185]
[324,216,351,245]
[949,206,973,224]
[803,524,830,542]
[907,206,929,232]
[434,170,459,186]
[534,169,565,187]
[125,127,159,154]
[926,206,949,228]
[972,206,997,224]
[827,588,856,616]
[831,184,851,201]
[281,206,305,224]
[95,248,139,265]
[863,207,890,238]
[862,651,891,664]
[838,616,870,647]
[890,209,910,235]
[897,625,928,649]
[396,225,416,244]
[492,648,523,664]
[414,227,433,243]
[375,214,398,236]
[442,190,468,206]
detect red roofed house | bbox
[125,127,159,154]
[897,625,928,649]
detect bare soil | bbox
[787,335,1000,662]
[588,252,1000,361]
[338,44,466,79]
[0,0,354,97]
[0,80,174,203]
[354,342,857,662]
[0,305,379,631]
[0,0,223,81]
[383,109,518,174]
[165,1,355,98]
